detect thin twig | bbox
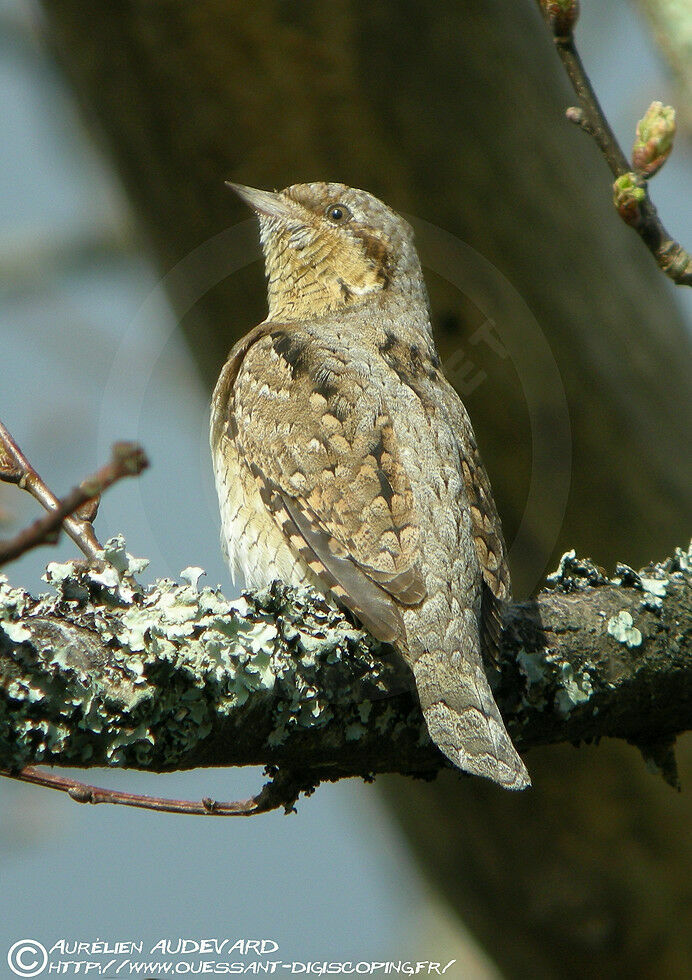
[537,0,692,286]
[0,419,102,559]
[556,39,630,175]
[0,442,149,566]
[0,766,306,817]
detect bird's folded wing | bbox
[433,379,511,658]
[229,324,426,645]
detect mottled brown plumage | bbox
[211,181,529,789]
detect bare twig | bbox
[0,419,101,558]
[0,441,149,566]
[0,765,306,817]
[0,420,136,561]
[537,0,692,286]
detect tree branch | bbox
[0,440,149,566]
[1,539,690,811]
[537,0,692,286]
[1,764,306,817]
[0,419,103,559]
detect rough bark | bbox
[1,544,690,781]
[30,1,692,976]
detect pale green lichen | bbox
[1,620,31,644]
[345,721,366,740]
[546,550,607,590]
[374,705,397,734]
[0,537,409,771]
[671,541,691,575]
[641,595,663,613]
[7,537,683,774]
[516,648,548,712]
[517,648,547,685]
[0,577,34,645]
[0,575,31,619]
[640,575,668,612]
[180,566,206,590]
[640,577,667,598]
[555,663,594,716]
[607,610,643,648]
[100,533,150,578]
[358,701,372,724]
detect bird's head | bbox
[227,181,427,321]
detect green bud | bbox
[632,102,676,178]
[613,173,645,226]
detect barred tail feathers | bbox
[412,647,530,791]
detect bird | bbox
[210,180,530,790]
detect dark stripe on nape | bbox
[389,361,413,387]
[225,414,239,439]
[270,330,310,377]
[338,278,354,302]
[359,231,391,286]
[312,373,339,403]
[379,331,398,355]
[408,343,423,369]
[311,365,349,420]
[377,470,395,504]
[368,430,387,462]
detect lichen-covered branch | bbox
[0,537,690,785]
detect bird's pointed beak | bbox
[225,181,297,222]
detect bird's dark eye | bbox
[326,203,351,223]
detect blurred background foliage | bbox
[1,1,691,977]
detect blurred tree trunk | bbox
[38,1,692,976]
